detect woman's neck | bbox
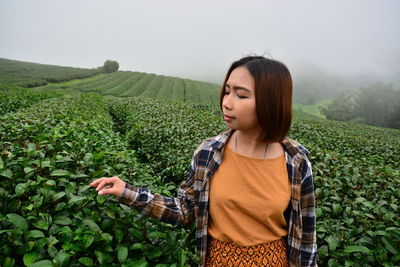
[231,130,268,159]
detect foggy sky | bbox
[1,0,399,84]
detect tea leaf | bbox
[117,245,128,263]
[26,230,45,239]
[23,252,38,266]
[1,169,12,179]
[7,213,28,231]
[50,169,70,177]
[344,246,371,254]
[28,259,54,267]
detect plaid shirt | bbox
[118,128,318,266]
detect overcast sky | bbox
[1,0,399,83]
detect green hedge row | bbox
[0,93,197,266]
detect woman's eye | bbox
[238,95,248,99]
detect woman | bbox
[90,56,318,266]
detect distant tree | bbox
[353,82,397,127]
[103,60,119,73]
[321,82,400,129]
[319,95,356,121]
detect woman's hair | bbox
[220,55,292,143]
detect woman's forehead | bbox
[227,67,255,89]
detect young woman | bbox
[90,56,318,266]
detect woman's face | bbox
[222,66,261,133]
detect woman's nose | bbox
[222,94,232,110]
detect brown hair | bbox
[219,56,292,143]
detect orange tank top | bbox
[208,145,290,246]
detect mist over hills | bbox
[292,62,400,104]
[1,57,398,105]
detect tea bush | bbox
[0,93,197,266]
[1,92,399,266]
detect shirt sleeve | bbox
[300,156,318,266]
[117,154,197,226]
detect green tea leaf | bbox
[382,236,400,254]
[78,257,94,267]
[0,157,4,169]
[104,208,115,219]
[3,256,15,267]
[47,246,58,258]
[131,259,149,267]
[45,180,56,186]
[7,213,28,231]
[55,250,70,267]
[28,259,54,267]
[344,245,371,254]
[50,169,70,177]
[40,160,51,168]
[53,216,72,226]
[25,230,45,239]
[84,219,100,233]
[178,248,186,267]
[115,228,124,242]
[325,235,340,251]
[53,192,66,202]
[24,167,35,174]
[81,235,95,249]
[148,231,166,239]
[117,245,128,263]
[23,252,38,266]
[101,232,113,243]
[15,183,27,196]
[94,251,112,265]
[68,195,85,204]
[130,243,145,250]
[1,169,12,179]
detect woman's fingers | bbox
[98,187,114,196]
[90,176,125,197]
[89,179,100,187]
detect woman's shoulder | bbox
[196,128,233,152]
[281,137,310,157]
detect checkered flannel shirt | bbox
[118,128,318,266]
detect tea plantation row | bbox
[40,71,220,106]
[0,58,103,88]
[1,85,399,266]
[0,88,198,266]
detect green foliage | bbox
[0,83,68,116]
[0,58,103,87]
[103,60,119,74]
[1,88,399,266]
[0,92,197,266]
[41,71,220,106]
[320,82,400,129]
[319,95,357,121]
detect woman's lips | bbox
[224,115,235,122]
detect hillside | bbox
[41,70,221,106]
[0,58,103,87]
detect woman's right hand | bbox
[89,176,126,197]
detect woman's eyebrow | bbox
[225,83,251,92]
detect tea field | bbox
[38,71,221,106]
[0,84,399,266]
[0,58,103,88]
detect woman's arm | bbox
[90,156,197,226]
[300,156,318,266]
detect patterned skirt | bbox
[205,235,289,267]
